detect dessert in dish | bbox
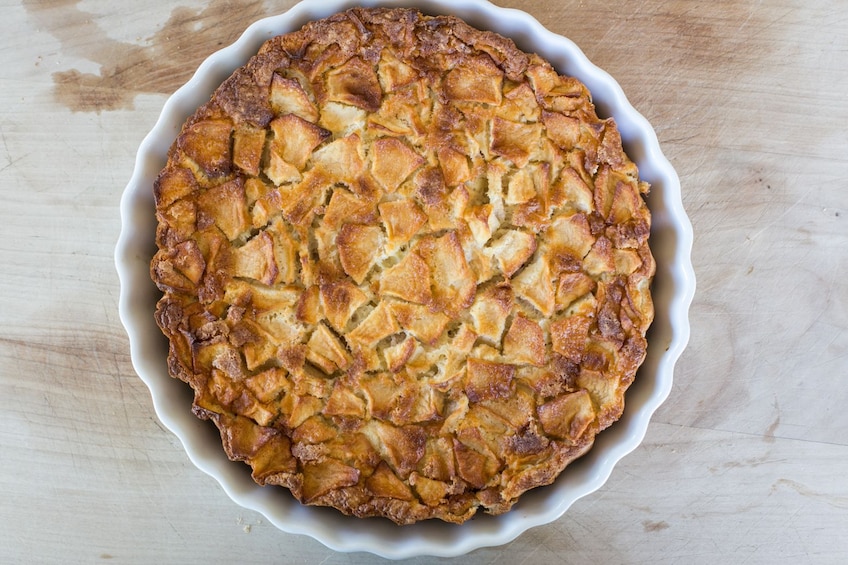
[150,6,654,524]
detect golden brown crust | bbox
[151,7,654,525]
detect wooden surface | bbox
[2,0,846,562]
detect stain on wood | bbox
[643,519,670,532]
[23,0,273,112]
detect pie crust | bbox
[150,7,654,524]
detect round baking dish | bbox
[116,0,694,558]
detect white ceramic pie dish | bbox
[115,0,694,558]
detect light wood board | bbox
[1,1,846,563]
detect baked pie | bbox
[151,7,654,524]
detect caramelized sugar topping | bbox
[151,7,654,525]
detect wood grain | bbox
[1,0,846,563]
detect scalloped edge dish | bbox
[115,0,694,558]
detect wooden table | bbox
[3,0,846,562]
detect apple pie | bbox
[151,7,654,524]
